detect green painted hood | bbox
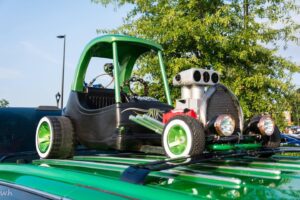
[0,154,300,199]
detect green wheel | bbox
[35,116,74,159]
[162,115,205,158]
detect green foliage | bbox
[94,0,300,128]
[291,89,300,125]
[0,99,9,108]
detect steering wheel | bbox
[124,77,149,97]
[88,74,114,88]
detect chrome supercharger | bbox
[172,68,220,117]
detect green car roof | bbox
[72,34,163,92]
[1,154,300,199]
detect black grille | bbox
[206,86,241,131]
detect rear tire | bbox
[162,115,205,158]
[35,116,74,159]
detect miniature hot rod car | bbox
[35,35,280,159]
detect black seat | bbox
[79,87,128,109]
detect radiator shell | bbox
[199,84,244,133]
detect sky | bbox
[0,0,299,107]
[0,0,131,107]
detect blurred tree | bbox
[291,88,300,125]
[0,99,9,108]
[93,0,300,127]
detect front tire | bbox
[162,115,205,158]
[35,116,74,159]
[262,125,281,148]
[260,125,281,158]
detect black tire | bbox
[259,125,281,158]
[35,116,74,159]
[162,115,205,158]
[262,125,281,148]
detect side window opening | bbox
[84,57,115,89]
[78,57,118,109]
[129,51,161,101]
